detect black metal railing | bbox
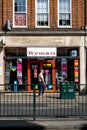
[0,83,86,120]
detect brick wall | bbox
[0,0,2,30]
[72,0,84,29]
[0,0,86,31]
[86,0,87,27]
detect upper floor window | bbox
[58,0,72,27]
[36,0,49,27]
[13,0,27,27]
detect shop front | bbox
[4,47,80,92]
[27,47,57,92]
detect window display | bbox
[56,48,79,91]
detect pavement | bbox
[0,117,87,129]
[0,92,87,129]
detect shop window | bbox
[5,58,28,91]
[57,48,79,57]
[56,48,79,90]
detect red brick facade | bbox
[0,0,3,30]
[86,0,87,27]
[0,0,86,31]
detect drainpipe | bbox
[84,0,86,30]
[80,0,86,92]
[84,0,86,90]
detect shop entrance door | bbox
[30,63,40,90]
[27,59,56,92]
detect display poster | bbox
[44,69,50,84]
[34,69,37,78]
[44,69,52,89]
[61,58,67,77]
[74,60,79,82]
[15,14,26,26]
[17,58,22,84]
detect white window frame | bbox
[58,0,72,28]
[35,0,50,28]
[13,0,27,28]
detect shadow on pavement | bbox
[80,124,87,130]
[0,120,45,129]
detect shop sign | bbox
[27,47,57,57]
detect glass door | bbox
[30,63,40,90]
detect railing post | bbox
[33,85,36,120]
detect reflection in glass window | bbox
[36,0,49,27]
[58,0,71,27]
[13,0,27,27]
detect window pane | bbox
[14,0,26,12]
[19,6,25,12]
[65,0,70,12]
[44,14,48,26]
[37,13,48,26]
[67,20,70,25]
[18,0,26,5]
[59,13,70,26]
[15,2,18,12]
[37,14,40,26]
[66,13,70,20]
[59,13,66,20]
[59,0,70,12]
[37,0,42,9]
